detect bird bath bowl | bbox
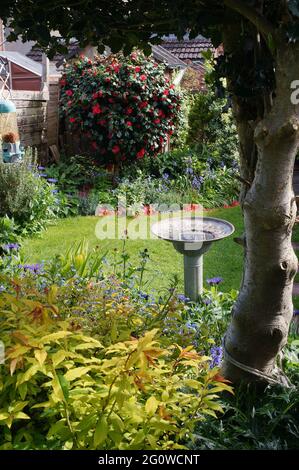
[151,216,235,301]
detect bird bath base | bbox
[151,216,235,301]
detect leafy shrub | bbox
[0,152,59,235]
[0,275,232,450]
[60,51,181,165]
[186,90,239,169]
[0,217,19,251]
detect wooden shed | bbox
[0,52,50,159]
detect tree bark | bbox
[222,43,299,384]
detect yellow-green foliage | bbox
[0,284,233,450]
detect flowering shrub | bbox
[0,256,233,449]
[60,52,181,165]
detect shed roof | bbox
[151,45,188,69]
[0,51,43,76]
[162,38,213,61]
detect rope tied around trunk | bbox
[222,336,294,388]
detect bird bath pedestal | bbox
[151,216,235,301]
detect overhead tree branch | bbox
[223,0,276,37]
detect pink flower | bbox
[92,103,102,115]
[140,74,147,81]
[66,90,73,96]
[135,66,141,73]
[69,117,76,123]
[163,89,169,96]
[137,148,145,159]
[112,145,120,154]
[112,64,120,73]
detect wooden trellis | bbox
[0,55,11,99]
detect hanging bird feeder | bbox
[0,99,24,163]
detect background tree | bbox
[2,0,299,385]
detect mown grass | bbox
[21,206,244,294]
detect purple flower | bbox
[51,189,59,194]
[178,294,190,303]
[38,166,46,170]
[47,178,58,183]
[210,346,223,368]
[39,173,48,178]
[207,277,223,286]
[3,243,20,251]
[19,263,43,274]
[293,309,299,316]
[185,167,193,175]
[203,298,212,305]
[0,285,5,293]
[162,173,169,180]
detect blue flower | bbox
[203,298,212,305]
[178,294,190,303]
[3,243,20,251]
[51,189,59,194]
[0,285,5,293]
[293,309,299,316]
[162,173,169,180]
[185,167,193,175]
[47,178,58,183]
[38,166,46,170]
[207,277,223,286]
[210,346,223,368]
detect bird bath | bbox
[151,216,235,301]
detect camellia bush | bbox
[59,52,181,165]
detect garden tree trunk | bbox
[222,42,299,384]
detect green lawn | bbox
[21,207,244,293]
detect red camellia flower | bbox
[126,121,133,127]
[137,148,145,159]
[138,101,147,109]
[66,90,73,96]
[69,117,76,123]
[98,119,107,126]
[112,64,120,73]
[154,118,160,124]
[67,100,72,106]
[158,109,165,118]
[140,74,147,81]
[112,145,120,154]
[60,78,66,86]
[92,103,102,114]
[108,98,114,103]
[163,89,169,96]
[135,66,141,73]
[91,141,98,149]
[126,107,133,114]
